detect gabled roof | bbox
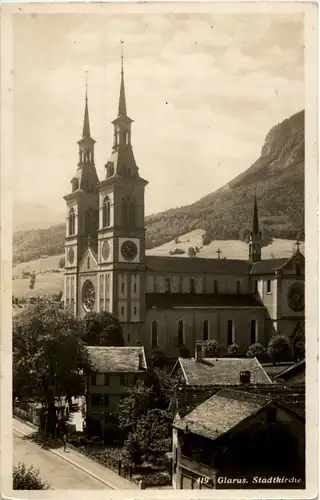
[172,357,272,385]
[145,255,251,275]
[250,251,304,276]
[87,346,147,373]
[78,246,98,272]
[146,293,263,309]
[173,389,270,441]
[273,359,305,381]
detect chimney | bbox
[138,351,144,370]
[195,343,203,363]
[239,370,251,384]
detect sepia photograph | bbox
[0,1,318,497]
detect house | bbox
[172,388,305,489]
[273,359,305,385]
[86,346,148,436]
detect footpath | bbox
[13,418,138,490]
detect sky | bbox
[13,12,304,229]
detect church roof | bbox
[250,258,289,275]
[87,346,147,373]
[146,293,263,309]
[173,357,272,386]
[145,255,251,275]
[173,388,270,441]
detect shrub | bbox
[228,343,240,355]
[149,349,168,369]
[201,232,212,246]
[267,335,291,365]
[13,462,50,490]
[199,340,221,357]
[246,343,266,359]
[187,247,196,257]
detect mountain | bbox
[13,110,304,264]
[14,201,65,232]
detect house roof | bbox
[87,346,147,373]
[250,258,288,275]
[145,255,251,275]
[173,388,270,441]
[273,359,305,381]
[146,293,263,309]
[173,357,272,385]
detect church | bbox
[64,55,305,357]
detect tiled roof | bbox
[250,258,288,275]
[174,389,270,441]
[145,255,251,275]
[146,293,263,309]
[87,346,147,373]
[174,357,272,385]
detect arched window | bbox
[151,321,158,348]
[177,320,184,346]
[165,278,171,293]
[227,319,234,346]
[102,196,111,228]
[68,208,76,236]
[128,199,136,228]
[203,319,209,341]
[121,198,128,226]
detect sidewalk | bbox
[13,418,138,490]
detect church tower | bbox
[97,45,148,344]
[64,81,99,314]
[248,192,262,262]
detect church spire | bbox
[118,40,127,117]
[252,190,259,235]
[249,190,262,263]
[82,71,91,138]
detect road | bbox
[14,428,111,490]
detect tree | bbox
[202,232,211,246]
[187,247,196,257]
[118,381,155,438]
[59,257,65,269]
[13,304,91,423]
[199,340,221,357]
[13,463,50,490]
[82,311,124,346]
[149,349,169,370]
[135,409,172,465]
[291,329,305,361]
[121,432,142,468]
[228,343,240,355]
[246,343,266,359]
[267,335,291,365]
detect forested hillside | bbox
[13,110,304,264]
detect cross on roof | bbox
[294,239,301,252]
[87,234,91,248]
[216,248,222,260]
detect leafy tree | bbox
[13,462,50,490]
[246,343,266,359]
[118,381,155,438]
[267,335,291,365]
[82,311,124,346]
[291,329,305,360]
[121,432,142,467]
[228,343,240,355]
[187,247,196,257]
[59,257,65,268]
[149,349,169,370]
[135,409,172,464]
[199,339,221,357]
[13,304,91,418]
[201,232,211,246]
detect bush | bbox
[267,335,291,365]
[187,247,196,257]
[201,232,212,246]
[199,340,221,357]
[149,349,168,369]
[246,343,266,359]
[13,462,50,490]
[227,343,240,355]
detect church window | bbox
[165,278,171,293]
[250,319,258,344]
[227,320,234,345]
[190,279,195,293]
[236,281,241,294]
[121,198,128,226]
[203,319,209,341]
[296,262,301,276]
[121,282,125,293]
[177,320,184,346]
[102,196,111,227]
[87,256,90,269]
[151,321,158,348]
[121,306,124,316]
[127,166,131,176]
[128,199,136,228]
[266,280,271,294]
[254,280,258,293]
[68,208,76,236]
[213,280,219,294]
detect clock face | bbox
[68,247,74,265]
[82,280,95,312]
[287,282,304,312]
[101,240,110,261]
[121,240,138,261]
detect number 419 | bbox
[197,477,209,484]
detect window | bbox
[250,319,257,344]
[177,320,184,346]
[151,321,158,348]
[120,375,129,386]
[165,278,171,293]
[121,306,124,316]
[133,306,137,316]
[91,374,97,386]
[102,196,111,227]
[87,256,90,269]
[296,262,301,276]
[227,320,234,346]
[202,319,209,341]
[91,394,106,407]
[190,279,195,293]
[236,280,241,294]
[213,280,219,294]
[68,208,76,236]
[121,282,125,293]
[133,281,137,294]
[254,280,258,293]
[104,374,109,386]
[266,280,271,294]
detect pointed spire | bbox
[253,190,259,235]
[82,71,91,138]
[118,40,127,117]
